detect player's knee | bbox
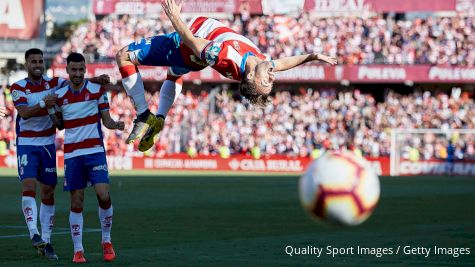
[22,179,36,192]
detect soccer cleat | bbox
[138,115,164,152]
[31,234,46,255]
[102,242,116,262]
[72,251,86,263]
[126,110,159,144]
[44,243,59,260]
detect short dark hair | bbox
[66,53,85,64]
[239,79,271,107]
[25,48,43,60]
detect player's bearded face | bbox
[25,54,45,80]
[254,61,275,94]
[67,61,86,86]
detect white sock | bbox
[40,203,55,244]
[157,80,183,118]
[121,70,148,114]
[98,206,113,243]
[69,211,84,252]
[22,196,39,239]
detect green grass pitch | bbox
[0,170,474,266]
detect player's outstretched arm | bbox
[161,0,209,58]
[273,53,337,72]
[0,107,6,118]
[100,109,125,131]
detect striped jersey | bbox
[55,81,109,159]
[12,76,67,146]
[180,16,270,81]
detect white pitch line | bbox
[0,225,101,239]
[0,225,70,230]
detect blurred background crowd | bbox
[1,85,474,160]
[54,14,475,66]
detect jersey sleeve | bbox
[98,90,110,111]
[11,84,28,107]
[200,41,223,66]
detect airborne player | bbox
[116,0,337,152]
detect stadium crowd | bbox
[1,85,474,160]
[55,14,475,66]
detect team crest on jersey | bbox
[44,83,50,90]
[25,89,31,95]
[63,99,68,105]
[205,42,222,66]
[85,93,90,101]
[12,90,20,101]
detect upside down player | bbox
[116,0,337,152]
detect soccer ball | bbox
[299,151,380,226]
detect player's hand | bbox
[44,94,58,108]
[96,74,111,85]
[316,54,338,65]
[0,107,6,118]
[115,121,125,131]
[161,0,182,19]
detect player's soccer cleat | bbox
[31,234,46,254]
[126,110,159,144]
[44,243,59,260]
[72,251,86,263]
[138,115,164,152]
[102,242,116,262]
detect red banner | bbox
[0,0,43,39]
[3,153,475,176]
[0,153,389,175]
[304,0,456,12]
[92,0,263,14]
[92,0,465,15]
[51,64,475,84]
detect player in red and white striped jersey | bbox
[11,48,67,260]
[50,53,124,263]
[116,0,337,152]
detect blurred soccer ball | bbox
[299,151,380,226]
